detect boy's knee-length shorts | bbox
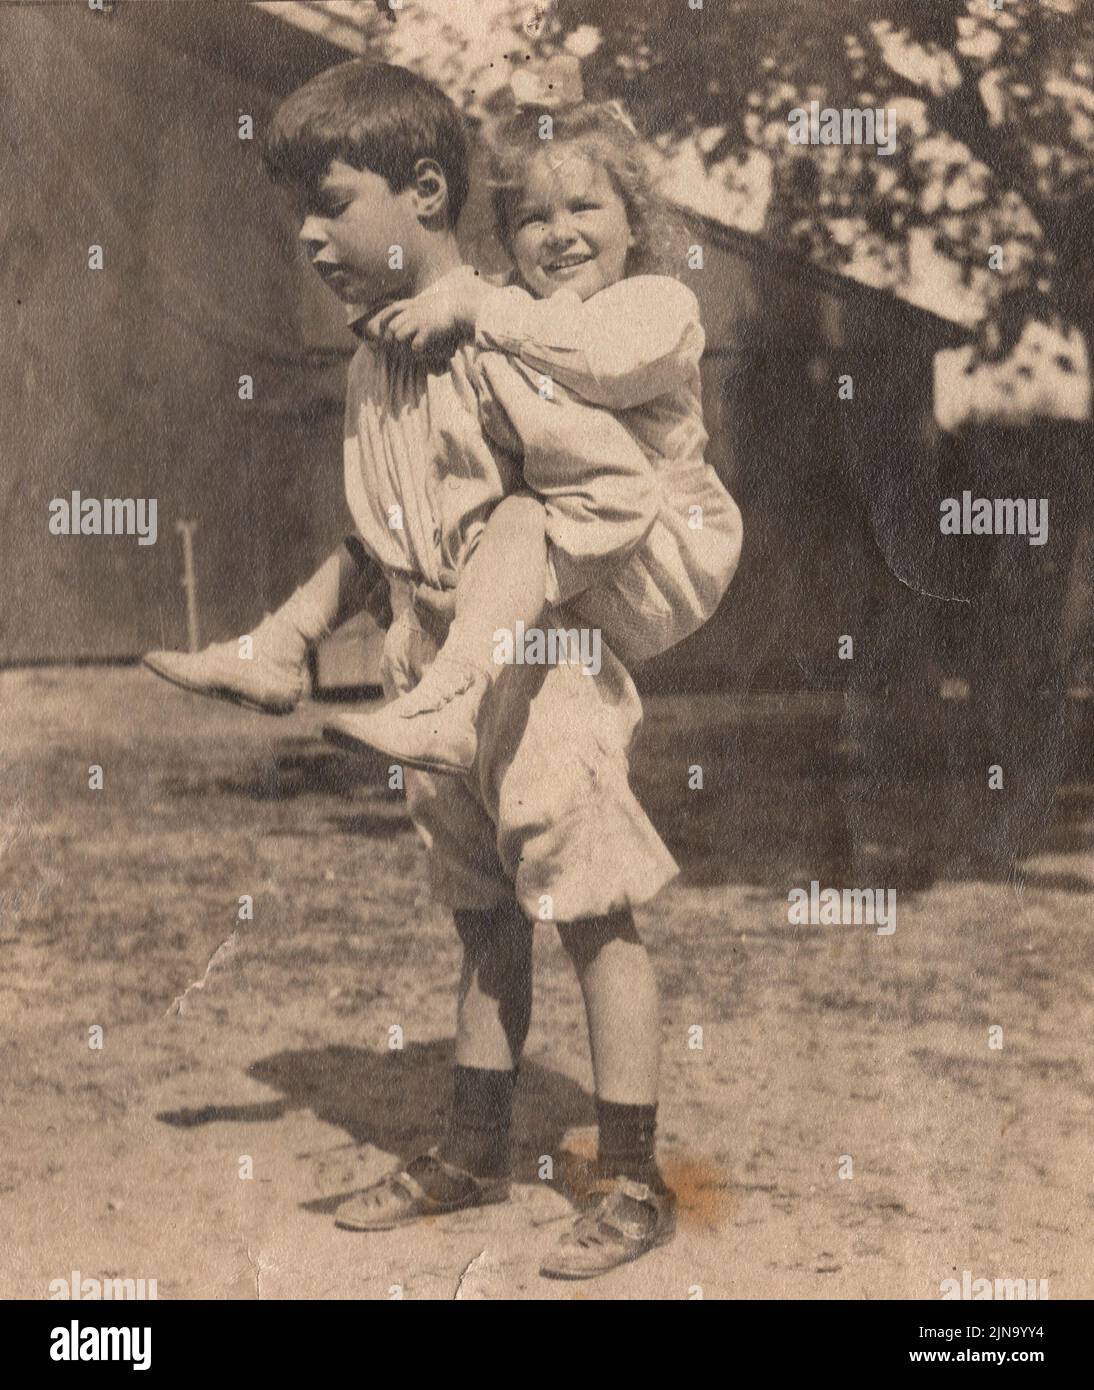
[381,580,678,923]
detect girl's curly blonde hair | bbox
[483,102,684,281]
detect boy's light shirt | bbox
[341,321,521,590]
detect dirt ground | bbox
[1,667,1091,1300]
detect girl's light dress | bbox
[472,274,742,664]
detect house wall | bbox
[1,2,353,662]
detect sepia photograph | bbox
[1,0,1091,1329]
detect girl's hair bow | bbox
[509,53,585,110]
[508,56,640,138]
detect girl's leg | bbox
[144,537,384,713]
[445,490,548,675]
[265,540,374,656]
[324,495,548,770]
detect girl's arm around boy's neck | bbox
[473,274,705,410]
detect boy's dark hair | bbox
[263,61,469,227]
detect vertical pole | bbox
[176,519,200,652]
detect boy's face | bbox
[508,149,634,302]
[294,160,417,309]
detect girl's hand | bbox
[366,267,489,353]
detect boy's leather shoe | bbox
[539,1176,677,1280]
[323,653,486,775]
[334,1148,511,1232]
[143,615,308,715]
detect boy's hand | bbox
[366,267,489,353]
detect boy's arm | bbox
[473,276,704,411]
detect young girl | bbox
[325,101,743,772]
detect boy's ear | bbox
[411,158,450,223]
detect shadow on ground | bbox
[158,1041,593,1200]
[162,744,387,803]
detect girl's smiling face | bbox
[508,147,635,301]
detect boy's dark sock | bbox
[437,1064,516,1181]
[595,1097,660,1185]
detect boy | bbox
[146,61,679,1278]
